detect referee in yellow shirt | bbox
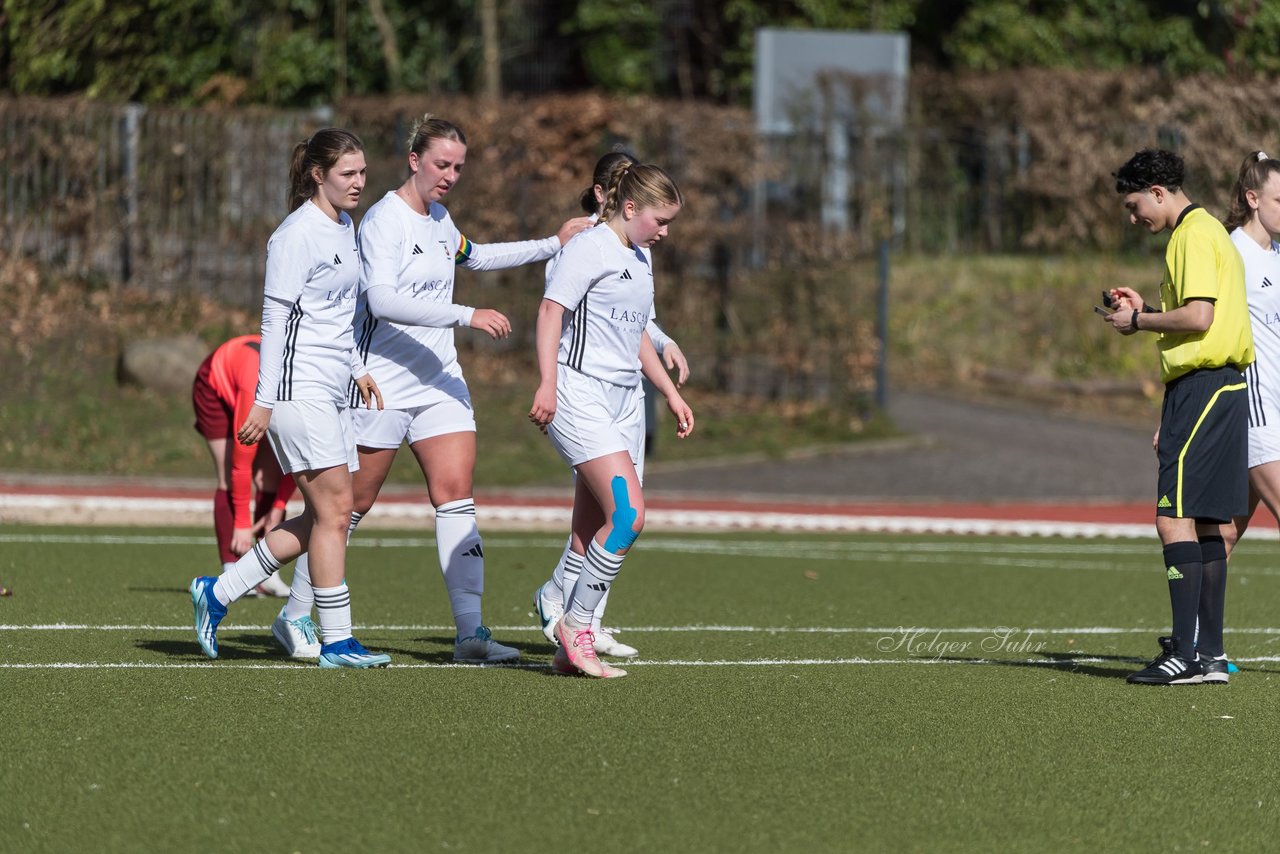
[1104,148,1254,685]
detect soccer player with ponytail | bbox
[532,150,691,658]
[529,158,694,678]
[190,128,391,669]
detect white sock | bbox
[569,540,625,626]
[314,583,352,644]
[221,561,236,574]
[285,511,362,621]
[212,541,281,606]
[559,550,585,612]
[283,557,313,621]
[435,498,484,638]
[591,586,612,633]
[547,536,573,600]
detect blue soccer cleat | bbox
[190,576,227,659]
[318,637,391,669]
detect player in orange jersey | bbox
[192,334,296,594]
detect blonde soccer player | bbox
[532,149,690,658]
[190,128,391,669]
[274,115,592,663]
[529,159,694,678]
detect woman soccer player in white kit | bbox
[529,159,694,678]
[532,150,690,658]
[272,115,592,664]
[190,128,392,669]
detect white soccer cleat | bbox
[593,628,638,658]
[534,582,564,645]
[271,606,321,659]
[454,626,520,664]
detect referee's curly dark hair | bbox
[1114,149,1185,194]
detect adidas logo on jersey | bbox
[1265,277,1274,288]
[462,544,484,558]
[333,254,342,265]
[620,270,633,280]
[412,244,423,255]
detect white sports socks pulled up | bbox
[435,498,484,638]
[313,583,352,644]
[284,511,362,620]
[558,549,585,612]
[213,541,281,606]
[568,539,625,626]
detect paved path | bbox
[645,390,1157,502]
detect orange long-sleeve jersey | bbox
[206,335,296,528]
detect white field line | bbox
[5,656,1280,670]
[0,494,1161,537]
[5,623,1280,636]
[0,657,1114,670]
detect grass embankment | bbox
[875,251,1165,424]
[0,254,892,485]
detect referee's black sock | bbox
[1164,541,1204,661]
[1196,535,1228,659]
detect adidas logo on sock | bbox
[1167,566,1184,580]
[462,544,484,558]
[1157,495,1172,509]
[587,582,608,592]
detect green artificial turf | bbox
[4,528,1280,853]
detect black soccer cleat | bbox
[1126,636,1203,685]
[1198,654,1230,685]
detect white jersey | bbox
[255,201,362,406]
[1233,227,1280,429]
[545,224,654,388]
[351,192,559,408]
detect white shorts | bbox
[352,396,476,449]
[267,400,359,475]
[547,364,646,482]
[1249,424,1280,469]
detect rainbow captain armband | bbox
[454,234,473,264]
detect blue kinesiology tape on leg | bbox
[603,476,639,552]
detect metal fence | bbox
[2,99,325,305]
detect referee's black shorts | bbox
[1156,365,1249,522]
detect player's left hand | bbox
[355,373,384,410]
[663,342,690,387]
[666,393,695,438]
[1101,307,1138,336]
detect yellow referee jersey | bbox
[1157,206,1254,383]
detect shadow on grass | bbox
[369,634,559,674]
[137,633,284,662]
[936,650,1140,680]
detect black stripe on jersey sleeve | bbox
[279,299,303,401]
[349,312,378,408]
[569,295,588,371]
